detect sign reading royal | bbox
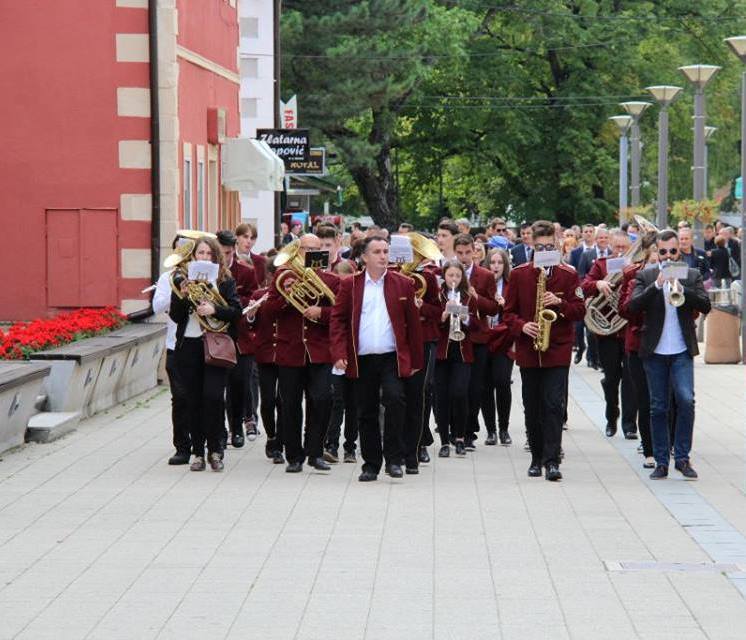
[256,128,310,165]
[287,148,326,175]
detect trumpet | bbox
[273,241,336,320]
[667,278,685,307]
[447,284,466,342]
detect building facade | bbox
[0,0,241,321]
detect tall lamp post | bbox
[609,115,633,217]
[619,101,651,210]
[724,36,746,363]
[704,125,717,197]
[646,86,682,228]
[679,64,721,249]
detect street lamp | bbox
[619,101,651,209]
[609,115,633,216]
[679,64,721,248]
[724,36,746,363]
[646,86,682,228]
[704,125,717,197]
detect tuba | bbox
[533,266,557,352]
[399,233,443,298]
[273,240,336,320]
[584,216,658,336]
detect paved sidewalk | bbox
[0,359,745,640]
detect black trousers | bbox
[325,373,357,453]
[165,349,190,455]
[258,362,282,451]
[626,352,653,458]
[597,336,637,432]
[586,331,599,365]
[419,341,437,448]
[482,351,514,434]
[520,366,567,467]
[466,343,488,440]
[225,353,249,437]
[175,337,228,457]
[354,353,406,474]
[402,341,436,467]
[574,320,586,353]
[247,357,259,422]
[434,347,471,445]
[278,363,332,464]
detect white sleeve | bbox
[152,271,173,315]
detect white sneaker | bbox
[643,457,655,469]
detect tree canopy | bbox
[282,1,746,228]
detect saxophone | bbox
[533,267,557,352]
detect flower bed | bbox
[1,308,127,360]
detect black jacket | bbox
[679,248,710,280]
[627,267,711,358]
[169,277,241,347]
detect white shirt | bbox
[488,279,504,327]
[464,262,474,281]
[654,270,687,355]
[152,270,178,350]
[358,271,397,355]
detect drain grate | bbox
[605,561,744,573]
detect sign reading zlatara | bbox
[256,128,310,164]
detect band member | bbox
[581,229,638,439]
[503,220,585,481]
[434,260,477,457]
[330,236,424,482]
[217,230,258,449]
[318,223,356,273]
[169,237,241,472]
[618,237,659,469]
[627,229,711,480]
[263,234,340,473]
[482,248,513,446]
[436,220,458,264]
[454,233,499,448]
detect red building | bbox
[0,0,241,321]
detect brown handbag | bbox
[203,331,237,368]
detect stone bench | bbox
[0,361,51,453]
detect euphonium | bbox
[170,267,231,333]
[533,267,557,353]
[273,240,336,320]
[448,283,466,342]
[399,233,443,299]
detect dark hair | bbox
[485,248,511,283]
[235,222,257,239]
[620,222,629,233]
[520,222,532,231]
[489,217,506,228]
[582,223,595,230]
[453,233,474,248]
[191,236,232,283]
[316,225,338,240]
[399,222,414,232]
[440,259,471,300]
[438,220,459,236]
[531,220,555,240]
[361,235,388,255]
[657,229,679,244]
[216,229,237,247]
[474,233,488,243]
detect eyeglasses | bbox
[534,244,556,251]
[658,248,679,256]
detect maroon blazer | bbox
[250,252,267,287]
[618,263,644,354]
[469,264,499,344]
[230,259,258,355]
[330,270,424,379]
[435,291,478,362]
[262,268,340,367]
[503,262,585,368]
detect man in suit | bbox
[570,224,596,363]
[330,236,424,482]
[576,228,610,369]
[628,229,711,480]
[678,227,710,280]
[510,222,534,266]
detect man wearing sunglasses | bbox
[628,230,711,481]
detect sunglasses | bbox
[495,228,506,233]
[658,248,679,256]
[534,244,556,251]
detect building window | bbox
[241,98,258,118]
[240,57,258,78]
[183,158,192,228]
[240,17,259,38]
[197,161,205,230]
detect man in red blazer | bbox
[330,236,424,482]
[454,233,500,449]
[263,233,340,474]
[503,220,585,481]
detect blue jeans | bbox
[642,352,695,467]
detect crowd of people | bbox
[154,212,723,482]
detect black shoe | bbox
[649,465,668,480]
[168,451,190,465]
[418,447,430,464]
[498,430,512,446]
[405,466,419,475]
[438,445,450,458]
[322,448,339,464]
[605,423,617,437]
[245,421,258,442]
[231,431,245,448]
[465,438,476,451]
[545,464,562,482]
[286,461,303,473]
[359,470,378,482]
[343,451,357,463]
[528,463,542,477]
[272,451,285,464]
[455,441,466,456]
[623,431,638,440]
[675,460,698,480]
[485,432,498,446]
[308,457,331,471]
[265,439,278,459]
[385,464,403,478]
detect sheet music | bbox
[188,260,219,284]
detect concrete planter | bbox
[0,362,51,453]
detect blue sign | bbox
[736,176,743,199]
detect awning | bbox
[221,138,285,192]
